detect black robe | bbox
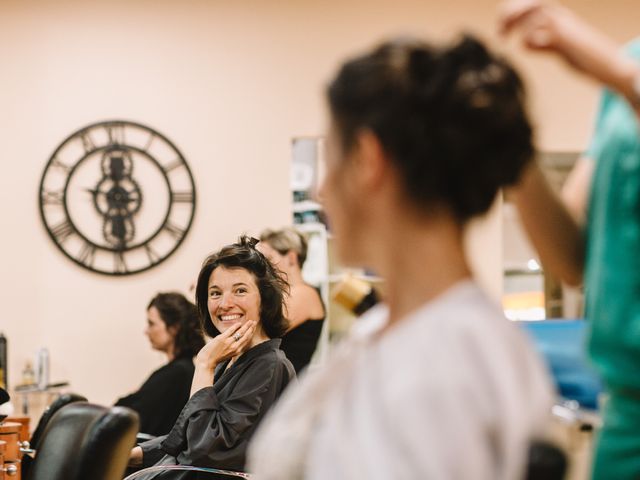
[138,339,295,479]
[115,356,194,436]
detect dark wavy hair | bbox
[195,236,289,338]
[148,292,205,359]
[327,34,534,222]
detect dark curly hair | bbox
[195,236,289,338]
[148,292,205,359]
[327,34,534,222]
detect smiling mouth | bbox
[219,314,242,322]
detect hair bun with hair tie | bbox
[238,235,260,249]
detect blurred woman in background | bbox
[259,227,325,373]
[116,292,205,437]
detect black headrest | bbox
[526,440,568,480]
[30,393,88,450]
[28,402,139,480]
[0,387,9,405]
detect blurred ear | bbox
[167,324,179,338]
[285,250,298,267]
[352,129,388,192]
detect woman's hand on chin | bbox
[196,320,258,370]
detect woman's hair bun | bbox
[240,236,260,249]
[445,35,494,69]
[327,33,533,222]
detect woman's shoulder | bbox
[241,339,292,369]
[291,283,325,317]
[389,281,552,397]
[170,356,195,372]
[230,340,296,387]
[149,357,194,382]
[262,340,296,376]
[290,283,318,301]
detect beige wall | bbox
[0,0,638,405]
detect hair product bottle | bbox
[36,348,50,390]
[0,333,7,390]
[333,275,380,316]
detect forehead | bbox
[325,123,346,163]
[147,305,163,323]
[208,266,257,288]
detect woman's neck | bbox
[369,208,472,326]
[165,345,175,362]
[283,266,305,287]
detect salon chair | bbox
[123,452,562,480]
[124,465,251,479]
[21,393,88,478]
[0,388,10,423]
[27,393,88,452]
[519,319,602,480]
[526,440,567,480]
[518,319,602,409]
[121,444,564,480]
[123,444,565,480]
[26,402,138,480]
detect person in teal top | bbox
[586,39,640,388]
[583,39,640,479]
[500,1,640,478]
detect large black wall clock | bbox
[39,120,196,276]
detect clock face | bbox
[39,120,196,276]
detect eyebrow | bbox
[208,282,249,290]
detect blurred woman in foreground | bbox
[249,34,553,479]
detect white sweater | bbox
[248,280,554,480]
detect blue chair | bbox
[518,319,603,409]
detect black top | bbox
[280,318,325,374]
[139,339,295,478]
[279,287,325,374]
[115,356,194,437]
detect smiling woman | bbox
[128,237,295,479]
[207,267,262,337]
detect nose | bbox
[219,293,234,310]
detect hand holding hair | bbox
[499,0,640,111]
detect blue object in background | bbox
[518,319,603,409]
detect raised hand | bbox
[195,320,257,370]
[498,0,640,108]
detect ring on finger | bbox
[233,332,242,341]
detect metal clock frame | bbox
[38,120,197,276]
